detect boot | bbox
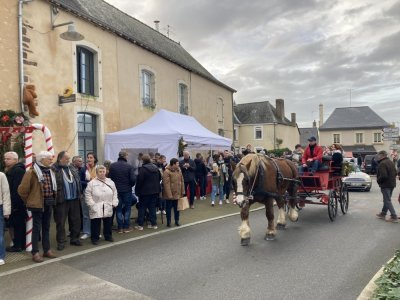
[32,253,44,263]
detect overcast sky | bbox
[105,0,400,127]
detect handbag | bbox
[178,196,189,211]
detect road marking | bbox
[0,206,265,277]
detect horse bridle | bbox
[233,156,261,207]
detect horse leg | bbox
[276,196,287,230]
[238,205,251,246]
[287,181,299,222]
[265,198,276,241]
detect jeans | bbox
[196,175,206,197]
[81,196,91,235]
[31,206,52,255]
[137,194,157,226]
[381,188,397,217]
[184,181,196,205]
[91,217,112,242]
[9,208,27,250]
[165,200,179,225]
[117,192,133,229]
[0,205,5,260]
[223,177,232,200]
[300,160,322,174]
[211,184,224,202]
[54,199,81,244]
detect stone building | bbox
[0,0,235,159]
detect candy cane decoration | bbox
[24,123,54,252]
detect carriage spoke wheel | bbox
[328,191,338,221]
[340,185,349,214]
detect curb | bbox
[0,206,265,277]
[357,256,394,300]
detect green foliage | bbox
[267,148,290,158]
[374,250,400,299]
[275,138,283,149]
[178,137,187,157]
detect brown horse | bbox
[232,153,298,245]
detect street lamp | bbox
[51,6,84,41]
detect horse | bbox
[232,153,299,245]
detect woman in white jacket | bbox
[85,165,118,245]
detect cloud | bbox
[105,0,400,127]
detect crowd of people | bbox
[0,148,238,265]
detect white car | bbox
[343,165,372,192]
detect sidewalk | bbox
[1,197,262,274]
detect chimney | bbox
[291,113,296,126]
[319,103,324,127]
[275,99,285,121]
[154,20,160,31]
[313,120,317,128]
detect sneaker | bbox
[147,225,158,229]
[124,227,133,233]
[134,225,143,231]
[6,246,23,253]
[162,210,167,215]
[156,210,161,215]
[0,259,4,265]
[80,233,90,240]
[9,241,14,247]
[225,199,230,204]
[211,201,215,207]
[118,229,124,234]
[376,213,386,220]
[99,234,102,238]
[219,201,223,205]
[386,217,399,223]
[190,205,195,209]
[194,196,197,200]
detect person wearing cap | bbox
[301,136,323,175]
[375,150,398,223]
[109,151,136,233]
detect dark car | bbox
[363,154,376,174]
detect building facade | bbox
[0,0,235,160]
[233,99,299,153]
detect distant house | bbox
[233,99,299,153]
[299,121,319,147]
[319,106,390,156]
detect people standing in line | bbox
[103,160,112,177]
[85,165,118,245]
[109,151,136,234]
[156,155,167,215]
[53,151,83,250]
[163,158,184,227]
[80,152,98,240]
[223,150,232,204]
[135,154,161,230]
[179,151,196,209]
[0,170,11,265]
[301,136,323,175]
[211,154,226,206]
[4,152,26,253]
[18,151,57,263]
[71,156,83,171]
[194,153,208,200]
[135,153,143,176]
[375,150,398,223]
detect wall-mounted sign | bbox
[59,94,76,105]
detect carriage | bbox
[292,157,349,221]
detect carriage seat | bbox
[319,156,332,171]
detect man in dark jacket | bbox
[223,150,233,203]
[109,151,136,233]
[180,151,196,208]
[135,154,161,230]
[376,150,398,223]
[53,151,83,250]
[194,153,208,200]
[4,152,26,252]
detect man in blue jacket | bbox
[109,151,136,233]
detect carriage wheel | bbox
[340,185,349,214]
[328,191,338,221]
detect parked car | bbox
[363,154,376,174]
[343,164,372,192]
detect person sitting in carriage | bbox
[301,136,323,175]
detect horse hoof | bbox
[276,223,286,230]
[291,217,299,223]
[241,238,250,246]
[265,234,275,241]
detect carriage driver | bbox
[301,136,323,175]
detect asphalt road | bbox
[1,178,400,300]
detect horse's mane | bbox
[233,153,261,179]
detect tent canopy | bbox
[105,109,232,161]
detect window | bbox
[234,128,238,141]
[355,133,363,144]
[77,46,95,96]
[217,98,224,124]
[78,113,97,159]
[373,132,382,143]
[179,83,188,115]
[141,70,155,107]
[218,128,224,137]
[333,134,341,144]
[254,126,263,140]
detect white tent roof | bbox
[104,109,232,160]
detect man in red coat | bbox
[301,136,323,175]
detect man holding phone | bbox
[179,151,196,209]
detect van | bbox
[363,154,376,174]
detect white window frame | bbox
[254,126,263,140]
[178,82,189,115]
[139,65,157,109]
[217,98,224,125]
[333,133,341,144]
[234,127,239,141]
[373,132,382,143]
[355,132,364,144]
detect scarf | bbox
[61,166,78,200]
[34,162,57,192]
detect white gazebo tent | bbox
[104,109,232,161]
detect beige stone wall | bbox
[319,129,390,152]
[235,123,299,151]
[0,0,234,160]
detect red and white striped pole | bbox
[24,124,54,252]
